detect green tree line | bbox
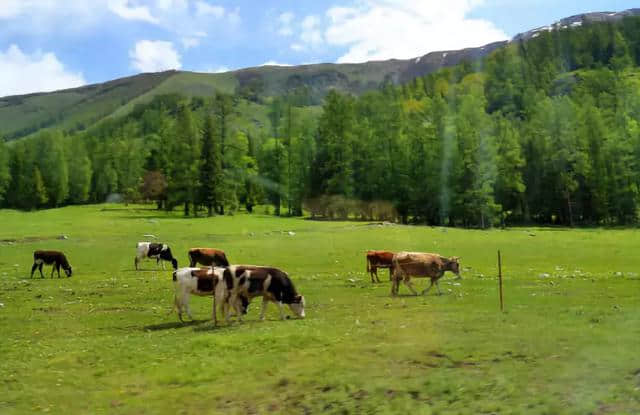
[1,17,640,226]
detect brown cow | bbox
[31,250,72,278]
[391,252,460,296]
[188,248,229,268]
[366,250,394,283]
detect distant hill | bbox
[1,7,639,141]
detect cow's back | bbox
[393,252,443,277]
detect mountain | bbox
[1,8,638,141]
[513,8,640,41]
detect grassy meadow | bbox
[1,205,639,414]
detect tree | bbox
[167,103,200,215]
[67,137,92,204]
[37,131,69,207]
[213,93,233,215]
[198,114,223,216]
[0,137,9,206]
[313,91,355,202]
[494,116,525,225]
[140,170,168,209]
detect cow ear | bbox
[295,295,302,303]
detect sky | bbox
[0,0,637,97]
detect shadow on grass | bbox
[143,319,208,331]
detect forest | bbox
[1,17,640,227]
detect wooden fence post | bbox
[498,250,504,312]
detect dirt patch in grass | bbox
[1,235,70,244]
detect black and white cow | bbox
[223,265,305,322]
[172,267,249,324]
[135,242,178,270]
[30,250,72,278]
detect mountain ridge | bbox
[1,8,638,140]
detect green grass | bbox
[1,205,639,414]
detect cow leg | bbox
[39,263,44,278]
[436,280,442,296]
[374,267,381,283]
[134,257,139,270]
[277,301,286,320]
[234,296,244,322]
[50,265,55,278]
[174,295,184,322]
[57,263,62,278]
[30,263,38,278]
[259,297,269,320]
[403,277,418,295]
[422,280,435,296]
[212,295,217,326]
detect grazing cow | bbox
[224,265,305,322]
[366,250,395,283]
[188,248,230,268]
[171,267,248,324]
[31,250,72,278]
[391,252,460,296]
[135,242,178,270]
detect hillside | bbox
[2,10,640,226]
[3,8,639,141]
[0,41,508,140]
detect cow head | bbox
[449,257,461,278]
[288,295,306,318]
[64,266,73,278]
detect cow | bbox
[31,250,72,278]
[366,250,395,283]
[223,265,305,322]
[391,252,460,296]
[171,267,248,324]
[188,248,230,268]
[135,242,178,270]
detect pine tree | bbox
[0,137,9,206]
[67,138,92,204]
[168,103,200,215]
[199,114,222,216]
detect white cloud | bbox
[203,66,230,73]
[325,0,508,63]
[300,15,323,48]
[278,12,294,36]
[155,0,188,11]
[181,37,201,49]
[107,0,159,24]
[129,40,182,72]
[0,45,86,97]
[260,61,292,67]
[0,0,25,19]
[195,1,225,18]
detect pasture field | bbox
[1,205,639,414]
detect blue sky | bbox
[0,0,637,96]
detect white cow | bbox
[172,267,244,324]
[135,242,178,270]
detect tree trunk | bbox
[207,204,213,217]
[184,201,190,216]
